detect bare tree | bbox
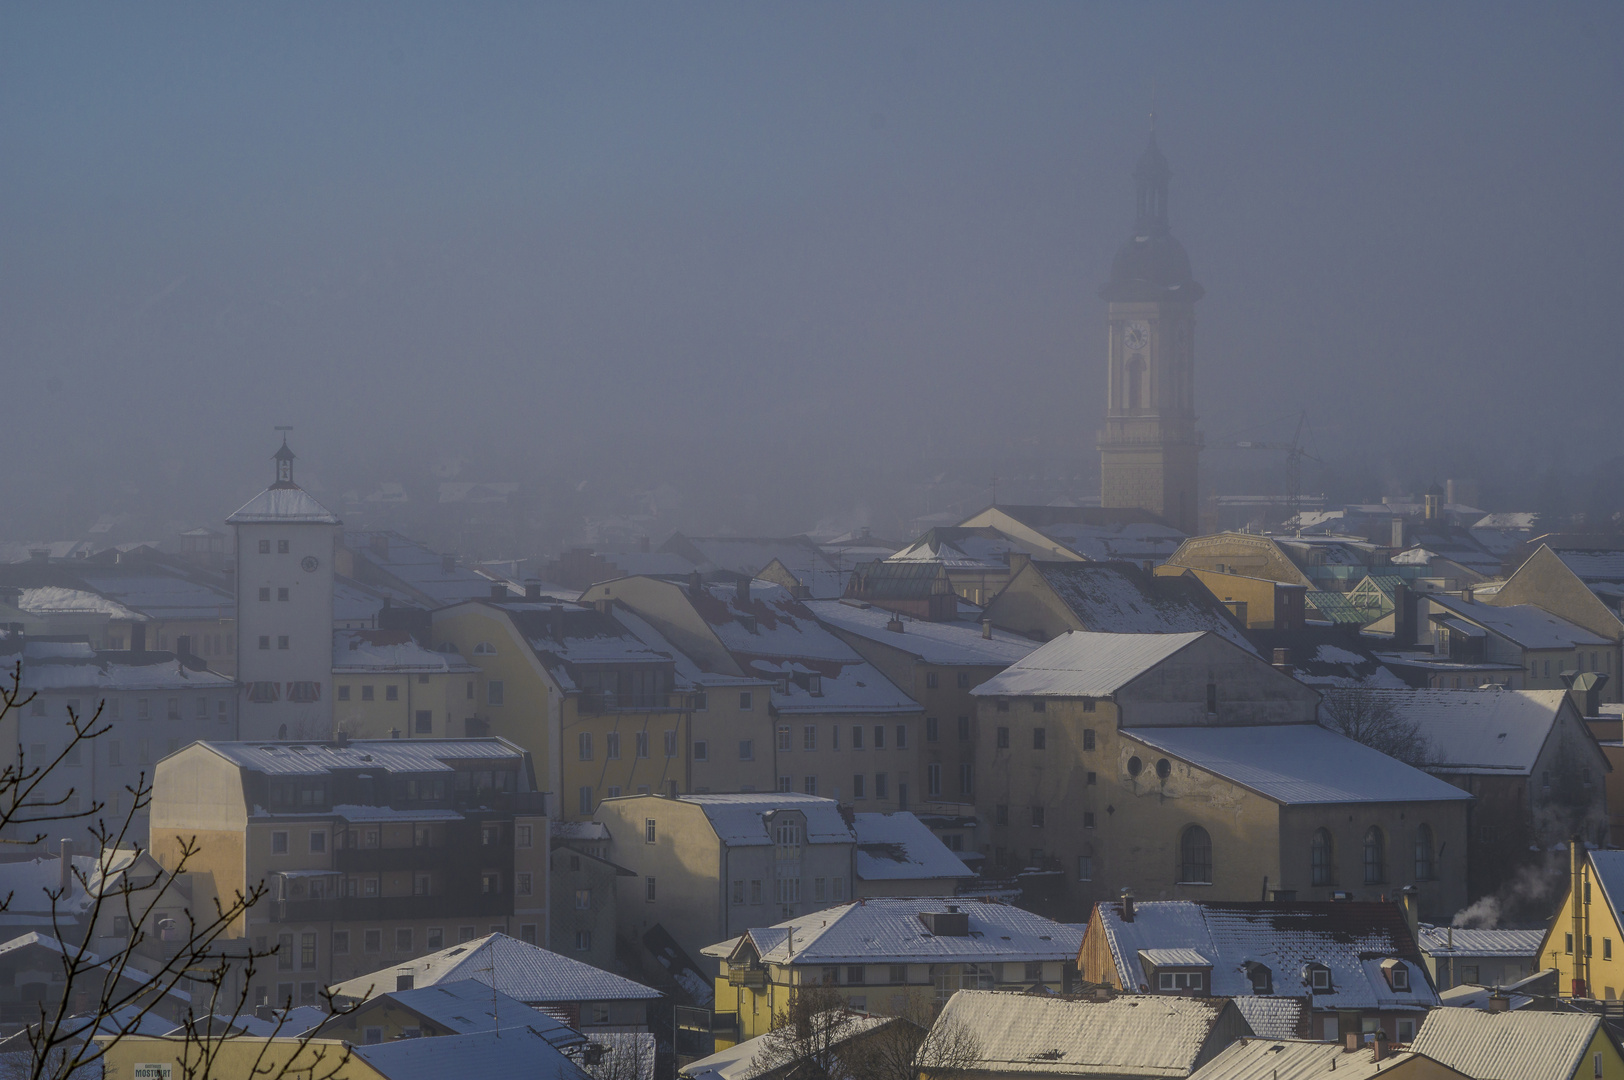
[748,986,867,1080]
[582,1030,656,1080]
[1320,687,1430,768]
[838,989,979,1080]
[0,664,358,1080]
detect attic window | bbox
[1304,963,1331,992]
[473,643,497,655]
[1246,963,1272,995]
[1381,959,1411,992]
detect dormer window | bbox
[1381,959,1411,992]
[1246,962,1272,995]
[1156,970,1203,992]
[1303,963,1332,992]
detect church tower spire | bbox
[1097,124,1203,535]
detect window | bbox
[959,763,973,795]
[815,878,827,902]
[693,740,708,761]
[927,764,941,797]
[271,831,289,854]
[414,873,431,895]
[1247,963,1272,994]
[1180,825,1213,884]
[1033,727,1046,750]
[575,930,592,952]
[363,878,379,896]
[1363,826,1386,884]
[481,871,501,894]
[459,926,475,943]
[258,636,271,651]
[896,724,908,748]
[926,717,939,742]
[395,928,413,953]
[852,726,864,750]
[516,824,532,847]
[384,684,397,701]
[309,831,326,854]
[579,733,593,760]
[332,930,350,955]
[1608,939,1615,961]
[804,776,818,795]
[1566,933,1575,954]
[1309,965,1331,991]
[1083,812,1096,828]
[108,741,121,766]
[778,726,792,752]
[277,933,294,970]
[777,877,801,904]
[1414,823,1434,880]
[1462,964,1480,983]
[488,680,504,705]
[1206,681,1218,713]
[665,730,678,757]
[364,929,382,953]
[924,670,939,690]
[846,965,866,984]
[853,774,866,799]
[958,716,970,740]
[578,787,592,814]
[1312,828,1335,886]
[278,587,290,602]
[732,880,745,904]
[278,636,289,650]
[259,587,271,601]
[473,642,497,655]
[833,877,845,900]
[277,539,289,553]
[1030,805,1045,827]
[636,732,649,758]
[776,775,792,792]
[517,872,533,896]
[751,880,762,904]
[300,932,317,969]
[259,539,270,554]
[739,739,754,760]
[996,726,1010,749]
[645,876,657,902]
[361,684,375,701]
[1077,856,1092,881]
[874,725,886,749]
[739,692,753,710]
[337,685,350,702]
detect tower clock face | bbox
[1123,321,1149,352]
[301,556,319,572]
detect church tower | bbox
[229,438,340,741]
[1097,122,1203,535]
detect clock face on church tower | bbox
[1123,321,1149,352]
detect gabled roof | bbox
[226,486,340,525]
[935,989,1233,1078]
[665,793,855,847]
[681,1015,897,1080]
[374,979,586,1046]
[350,1024,593,1080]
[851,812,974,881]
[1409,1007,1609,1080]
[1092,900,1438,1013]
[970,630,1206,698]
[1425,594,1610,650]
[329,933,661,1005]
[196,737,527,777]
[1362,688,1573,775]
[1124,725,1472,805]
[805,599,1038,666]
[1415,924,1545,959]
[706,897,1081,966]
[1188,1039,1467,1080]
[1033,563,1253,649]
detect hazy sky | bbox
[2,3,1621,536]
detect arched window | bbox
[1413,824,1434,880]
[1127,357,1146,411]
[473,642,497,656]
[1180,825,1212,884]
[1311,828,1335,887]
[1363,826,1386,884]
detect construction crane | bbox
[1210,411,1322,530]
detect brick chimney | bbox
[1120,888,1134,923]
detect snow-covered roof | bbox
[934,990,1231,1078]
[610,608,768,690]
[378,978,586,1045]
[1587,850,1624,929]
[1035,520,1188,563]
[14,587,146,621]
[1553,549,1624,584]
[1425,594,1610,650]
[1415,924,1545,959]
[1410,1007,1606,1080]
[1227,997,1305,1040]
[332,629,479,673]
[21,654,233,693]
[971,631,1206,698]
[330,933,661,1005]
[554,820,611,843]
[1361,689,1570,775]
[681,1015,894,1080]
[350,1025,592,1080]
[200,737,528,778]
[672,793,855,847]
[1189,1039,1439,1080]
[1036,564,1252,650]
[805,600,1038,666]
[1094,900,1437,1013]
[1124,725,1472,805]
[851,812,974,881]
[709,897,1081,965]
[226,486,341,524]
[343,531,506,606]
[73,572,233,620]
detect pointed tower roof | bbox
[227,440,340,525]
[1100,121,1203,304]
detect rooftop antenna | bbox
[475,941,500,1037]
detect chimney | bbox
[1391,517,1408,550]
[58,838,74,895]
[1425,484,1443,523]
[1120,888,1134,923]
[1392,583,1413,648]
[982,620,993,640]
[334,730,349,747]
[737,577,751,608]
[441,554,456,574]
[0,586,20,609]
[391,728,401,740]
[1565,672,1608,718]
[524,580,541,601]
[886,616,905,633]
[1345,1032,1361,1054]
[1446,479,1457,506]
[1572,835,1588,998]
[371,534,390,558]
[1371,1031,1389,1062]
[1271,648,1292,675]
[1399,885,1419,940]
[176,635,193,661]
[1487,993,1511,1013]
[28,548,48,563]
[489,584,508,600]
[129,623,146,653]
[549,605,566,639]
[688,570,703,598]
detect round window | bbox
[1156,758,1172,780]
[1127,756,1143,777]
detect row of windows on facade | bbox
[337,678,476,702]
[577,783,677,813]
[1530,653,1613,679]
[262,770,519,812]
[1310,825,1438,886]
[257,539,297,554]
[785,961,1047,987]
[276,868,534,900]
[35,738,180,770]
[246,681,323,703]
[724,876,847,906]
[268,823,534,853]
[261,923,541,980]
[32,695,229,722]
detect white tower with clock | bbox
[229,437,340,741]
[1097,122,1204,535]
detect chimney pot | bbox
[1345,1032,1361,1053]
[1120,888,1134,923]
[442,554,456,574]
[489,584,508,600]
[886,616,904,633]
[737,577,751,608]
[982,620,993,640]
[524,580,541,601]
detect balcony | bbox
[727,967,767,988]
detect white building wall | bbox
[235,521,337,740]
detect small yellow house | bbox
[1536,848,1624,1001]
[331,628,482,740]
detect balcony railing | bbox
[727,967,767,988]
